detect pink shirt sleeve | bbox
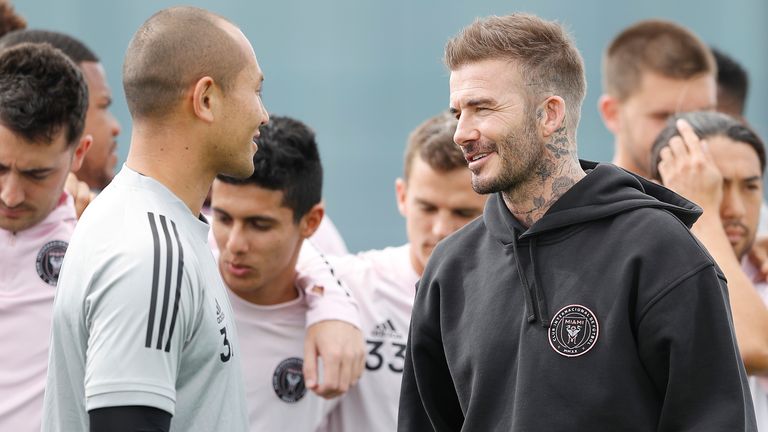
[296,240,361,329]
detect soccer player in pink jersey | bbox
[0,29,121,193]
[0,42,91,432]
[211,115,349,430]
[320,111,487,432]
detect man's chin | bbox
[0,216,37,234]
[219,161,255,180]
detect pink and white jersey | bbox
[322,244,418,432]
[744,257,768,430]
[0,193,75,432]
[229,286,334,431]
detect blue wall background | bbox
[16,0,768,252]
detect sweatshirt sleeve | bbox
[398,276,463,432]
[295,240,361,329]
[636,264,757,432]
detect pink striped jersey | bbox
[0,193,76,432]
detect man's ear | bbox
[537,95,567,138]
[69,134,93,173]
[395,177,407,217]
[300,202,325,238]
[598,93,621,134]
[191,76,216,123]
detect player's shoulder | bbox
[334,244,407,277]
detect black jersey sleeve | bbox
[89,405,171,432]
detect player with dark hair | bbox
[212,115,341,430]
[0,29,121,193]
[0,42,91,432]
[711,47,749,120]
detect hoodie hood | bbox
[483,160,702,327]
[485,160,702,244]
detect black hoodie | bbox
[398,161,756,431]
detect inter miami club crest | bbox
[549,304,599,357]
[36,240,68,286]
[273,357,307,403]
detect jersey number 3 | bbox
[365,340,405,373]
[220,326,233,363]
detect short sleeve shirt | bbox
[228,287,333,431]
[42,166,249,432]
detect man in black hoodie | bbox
[398,13,756,431]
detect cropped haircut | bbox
[123,6,247,119]
[711,47,749,118]
[603,19,716,101]
[0,42,88,146]
[650,111,765,180]
[0,29,99,64]
[403,111,466,182]
[445,14,587,135]
[217,116,322,222]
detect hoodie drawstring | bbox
[529,238,550,328]
[511,232,550,327]
[511,232,537,324]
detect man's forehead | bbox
[0,129,71,164]
[633,71,716,107]
[710,138,763,177]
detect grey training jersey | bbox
[42,166,249,431]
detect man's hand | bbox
[749,236,768,282]
[657,119,722,212]
[303,320,365,399]
[65,172,95,219]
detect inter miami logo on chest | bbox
[548,304,599,357]
[36,240,68,286]
[273,357,307,403]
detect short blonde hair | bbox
[445,14,586,135]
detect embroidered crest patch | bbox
[548,304,599,357]
[36,240,68,286]
[272,357,307,403]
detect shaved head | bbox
[122,6,249,119]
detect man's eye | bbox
[250,221,272,231]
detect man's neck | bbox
[126,125,215,216]
[612,145,650,179]
[503,133,586,228]
[233,270,300,306]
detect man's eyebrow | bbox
[21,167,55,175]
[245,215,277,224]
[464,97,496,108]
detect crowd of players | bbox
[0,2,766,431]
